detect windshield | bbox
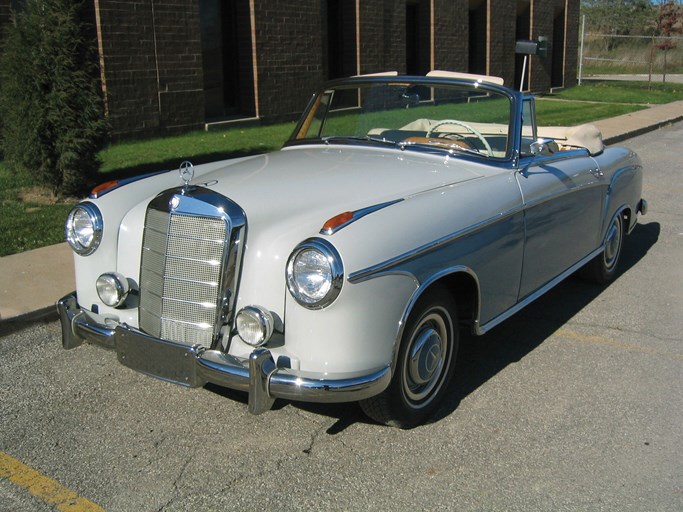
[289,81,512,159]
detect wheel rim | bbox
[402,309,452,406]
[603,215,623,271]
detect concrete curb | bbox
[602,116,683,146]
[0,242,74,329]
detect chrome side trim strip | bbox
[320,199,404,235]
[475,246,603,335]
[348,205,523,284]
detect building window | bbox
[199,0,254,120]
[468,0,487,75]
[552,6,566,88]
[406,0,430,76]
[325,0,357,80]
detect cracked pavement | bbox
[1,123,682,511]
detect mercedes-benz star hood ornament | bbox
[179,160,194,191]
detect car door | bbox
[514,97,605,299]
[516,149,605,298]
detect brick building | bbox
[0,0,579,140]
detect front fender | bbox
[282,273,419,376]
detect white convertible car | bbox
[58,71,646,427]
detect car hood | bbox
[195,145,486,232]
[110,145,490,328]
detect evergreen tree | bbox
[0,0,107,197]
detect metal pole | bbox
[578,14,585,85]
[520,55,527,91]
[648,37,654,90]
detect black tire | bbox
[360,286,459,428]
[580,213,625,284]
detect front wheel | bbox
[360,286,458,428]
[580,213,625,284]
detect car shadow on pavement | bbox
[208,222,660,432]
[432,220,660,425]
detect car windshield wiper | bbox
[398,140,484,157]
[321,135,399,148]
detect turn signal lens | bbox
[321,211,354,234]
[90,180,120,198]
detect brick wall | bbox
[564,0,579,87]
[150,1,204,132]
[95,0,204,139]
[434,0,468,73]
[523,0,580,91]
[489,0,518,86]
[0,0,580,138]
[253,0,324,122]
[529,0,553,91]
[359,0,405,74]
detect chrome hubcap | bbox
[403,311,449,404]
[604,216,622,270]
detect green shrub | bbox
[0,0,107,197]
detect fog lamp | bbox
[96,272,130,308]
[236,306,274,347]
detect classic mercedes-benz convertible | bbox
[58,71,646,427]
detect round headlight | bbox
[236,306,274,347]
[96,272,130,307]
[66,202,103,256]
[286,238,343,309]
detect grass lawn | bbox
[0,80,678,256]
[535,99,645,126]
[543,80,683,105]
[99,122,296,177]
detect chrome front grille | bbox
[139,187,246,349]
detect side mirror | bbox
[530,138,559,157]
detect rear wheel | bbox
[360,287,458,428]
[581,213,625,284]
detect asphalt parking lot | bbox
[1,123,682,511]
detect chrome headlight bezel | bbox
[65,202,103,256]
[286,238,343,310]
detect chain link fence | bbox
[578,15,683,83]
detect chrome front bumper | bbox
[57,293,391,414]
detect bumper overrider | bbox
[57,293,391,414]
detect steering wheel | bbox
[426,119,493,157]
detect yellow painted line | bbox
[0,451,105,512]
[557,327,683,361]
